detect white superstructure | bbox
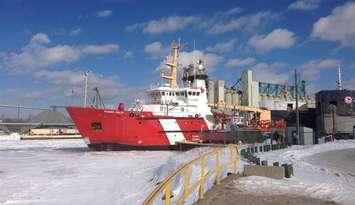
[134,42,213,128]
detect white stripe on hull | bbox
[159,119,185,145]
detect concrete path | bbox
[195,175,337,205]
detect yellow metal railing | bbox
[143,144,241,205]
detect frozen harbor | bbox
[1,136,355,205]
[0,137,208,205]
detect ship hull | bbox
[66,107,209,150]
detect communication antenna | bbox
[336,64,343,90]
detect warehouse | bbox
[315,90,355,140]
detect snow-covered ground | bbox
[2,135,355,205]
[0,137,209,205]
[237,140,355,205]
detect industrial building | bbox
[207,69,312,111]
[315,90,355,140]
[1,108,78,136]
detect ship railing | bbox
[142,144,241,205]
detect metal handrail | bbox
[143,144,240,205]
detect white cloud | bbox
[214,7,244,17]
[123,51,133,59]
[5,88,47,103]
[69,28,82,36]
[31,33,51,44]
[144,41,169,59]
[125,23,145,32]
[126,16,200,34]
[206,39,237,53]
[288,0,321,11]
[81,44,119,55]
[225,57,255,68]
[2,33,119,73]
[125,10,277,35]
[155,49,223,73]
[142,16,200,34]
[311,2,355,47]
[206,11,279,34]
[248,28,296,53]
[96,10,112,18]
[299,58,341,81]
[250,62,289,84]
[178,50,224,71]
[32,69,124,100]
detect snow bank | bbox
[0,133,21,140]
[244,140,355,205]
[149,146,248,204]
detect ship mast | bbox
[161,41,180,88]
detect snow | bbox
[2,136,355,205]
[238,140,355,205]
[0,133,21,140]
[0,137,208,205]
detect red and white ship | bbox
[67,42,238,150]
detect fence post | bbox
[215,149,221,185]
[183,166,190,200]
[229,145,237,174]
[165,181,171,205]
[199,156,206,200]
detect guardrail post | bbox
[215,149,221,185]
[199,156,206,200]
[183,166,190,200]
[165,181,171,205]
[229,145,237,174]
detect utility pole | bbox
[295,69,300,144]
[83,71,89,107]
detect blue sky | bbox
[0,0,354,110]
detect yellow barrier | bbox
[143,144,241,205]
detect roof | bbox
[27,109,72,124]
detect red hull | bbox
[66,107,209,150]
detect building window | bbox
[188,91,192,96]
[329,101,338,106]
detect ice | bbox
[2,136,354,205]
[240,140,355,205]
[0,138,198,205]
